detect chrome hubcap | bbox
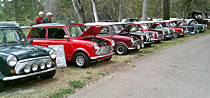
[76,56,85,66]
[117,46,124,54]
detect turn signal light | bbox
[52,62,56,66]
[10,70,15,74]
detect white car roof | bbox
[85,22,131,26]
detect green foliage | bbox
[0,0,44,22]
[49,89,75,98]
[69,80,85,88]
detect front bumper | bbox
[3,67,56,81]
[91,52,114,60]
[144,41,154,44]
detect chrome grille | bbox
[157,34,164,40]
[96,46,112,55]
[15,56,51,74]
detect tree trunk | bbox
[72,0,85,23]
[183,0,194,19]
[118,0,123,22]
[142,0,149,21]
[89,0,99,22]
[156,0,161,18]
[163,0,170,20]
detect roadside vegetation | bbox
[0,30,209,98]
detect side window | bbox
[98,27,109,35]
[29,28,46,39]
[48,28,66,39]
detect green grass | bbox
[124,60,132,63]
[84,76,93,80]
[97,73,106,76]
[49,89,74,98]
[86,71,93,74]
[69,80,85,88]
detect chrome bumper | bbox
[91,52,114,60]
[144,41,154,44]
[3,67,56,81]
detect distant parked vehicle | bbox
[188,10,209,24]
[121,18,139,22]
[157,20,186,38]
[27,23,114,67]
[85,22,143,55]
[116,22,154,47]
[133,21,164,42]
[184,19,207,33]
[0,24,57,90]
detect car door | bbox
[28,27,47,47]
[46,27,73,60]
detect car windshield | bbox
[0,28,28,44]
[110,25,122,34]
[141,24,148,30]
[66,26,86,38]
[169,22,176,27]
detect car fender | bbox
[115,42,129,49]
[72,48,91,59]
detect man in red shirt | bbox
[35,11,44,25]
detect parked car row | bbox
[0,18,207,90]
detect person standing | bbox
[42,12,53,23]
[35,11,44,25]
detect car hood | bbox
[118,24,135,34]
[148,23,159,30]
[79,25,105,38]
[0,44,49,60]
[175,22,183,27]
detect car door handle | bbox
[46,41,51,43]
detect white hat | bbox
[39,11,44,15]
[47,12,53,16]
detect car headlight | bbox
[40,62,46,70]
[94,43,100,50]
[49,50,56,59]
[131,37,134,43]
[46,60,52,68]
[32,64,38,71]
[141,36,144,41]
[111,40,115,47]
[7,55,17,67]
[205,25,207,28]
[24,65,31,73]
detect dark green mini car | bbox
[0,24,57,90]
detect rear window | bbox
[29,28,46,39]
[47,28,67,39]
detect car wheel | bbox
[115,44,128,55]
[74,52,90,68]
[102,57,112,61]
[173,32,178,38]
[0,81,4,91]
[40,70,56,79]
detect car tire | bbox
[40,70,56,79]
[173,32,178,38]
[102,57,112,61]
[74,52,90,68]
[0,81,4,91]
[115,44,128,55]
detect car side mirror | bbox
[64,35,69,40]
[29,40,33,44]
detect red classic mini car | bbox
[157,20,185,38]
[85,22,143,55]
[27,23,115,67]
[134,21,164,42]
